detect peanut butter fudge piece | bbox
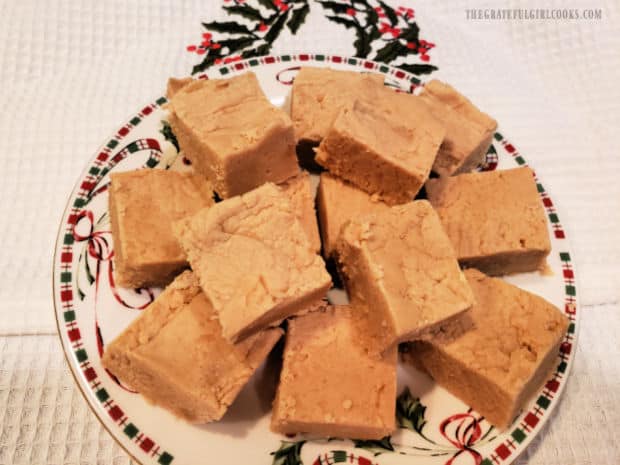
[315,95,445,205]
[291,67,385,144]
[403,269,568,428]
[316,173,390,257]
[426,167,551,275]
[272,305,397,439]
[279,172,321,253]
[168,72,299,198]
[174,183,332,342]
[166,77,193,99]
[109,169,214,288]
[418,80,497,177]
[336,200,474,350]
[102,271,283,423]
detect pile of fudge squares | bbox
[102,67,569,438]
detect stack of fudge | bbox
[102,68,568,437]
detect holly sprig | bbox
[318,0,438,75]
[189,0,310,74]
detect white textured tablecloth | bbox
[0,0,618,463]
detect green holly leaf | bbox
[373,39,409,63]
[264,11,289,43]
[378,0,398,26]
[353,436,394,456]
[224,4,265,22]
[270,441,305,465]
[396,387,428,435]
[241,42,272,58]
[400,23,420,42]
[287,4,310,34]
[218,36,258,53]
[202,20,253,35]
[257,0,278,10]
[353,26,371,57]
[397,63,439,75]
[366,7,379,27]
[324,14,357,29]
[318,1,351,14]
[159,120,179,152]
[191,50,222,75]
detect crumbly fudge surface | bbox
[109,169,214,288]
[168,72,299,198]
[173,183,332,342]
[166,77,193,99]
[426,167,551,275]
[101,271,283,423]
[291,67,385,143]
[336,200,474,350]
[316,173,390,257]
[315,92,445,205]
[278,172,321,253]
[404,269,568,428]
[271,305,397,439]
[419,80,497,177]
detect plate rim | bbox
[51,53,581,465]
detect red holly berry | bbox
[406,42,415,50]
[202,33,212,40]
[407,10,415,19]
[215,58,223,64]
[201,39,211,47]
[186,45,197,52]
[379,22,391,33]
[346,8,356,16]
[279,3,289,11]
[211,43,222,50]
[418,47,427,54]
[390,28,401,37]
[420,54,430,62]
[196,48,206,55]
[259,22,268,32]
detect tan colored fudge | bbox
[314,94,445,205]
[109,169,214,288]
[316,173,390,257]
[102,271,283,423]
[278,172,321,253]
[403,269,568,428]
[418,80,497,176]
[336,200,474,351]
[291,67,385,144]
[426,167,551,275]
[166,77,193,99]
[173,183,332,342]
[167,72,299,198]
[272,305,397,439]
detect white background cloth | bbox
[0,0,618,463]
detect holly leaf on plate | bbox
[353,436,395,456]
[374,40,409,63]
[159,120,179,152]
[378,0,398,26]
[271,440,305,465]
[317,1,351,14]
[265,12,289,43]
[397,63,439,75]
[396,387,427,435]
[201,20,253,35]
[287,4,310,34]
[224,4,265,22]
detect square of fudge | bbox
[167,72,299,198]
[173,183,332,342]
[101,271,283,423]
[271,305,397,439]
[403,269,568,428]
[418,80,497,177]
[291,67,385,144]
[314,94,445,205]
[316,173,390,257]
[278,172,321,253]
[336,200,474,350]
[109,169,214,288]
[426,167,551,275]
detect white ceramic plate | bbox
[53,55,579,465]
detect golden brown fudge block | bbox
[166,77,193,99]
[426,167,551,275]
[102,271,283,423]
[109,169,214,288]
[336,200,474,350]
[291,67,385,144]
[167,72,299,198]
[316,173,390,257]
[272,305,397,439]
[403,269,568,428]
[278,172,321,253]
[419,80,497,177]
[174,183,332,342]
[315,94,445,205]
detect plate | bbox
[53,54,579,465]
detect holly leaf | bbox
[202,21,252,35]
[324,14,357,30]
[352,25,371,57]
[378,0,398,26]
[159,120,179,152]
[318,1,351,14]
[224,4,265,22]
[218,36,258,53]
[241,42,272,58]
[397,63,439,75]
[264,11,289,43]
[353,436,394,456]
[400,23,420,42]
[270,441,305,465]
[287,4,310,34]
[257,0,278,10]
[373,40,409,63]
[366,7,379,27]
[191,50,222,74]
[396,387,428,434]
